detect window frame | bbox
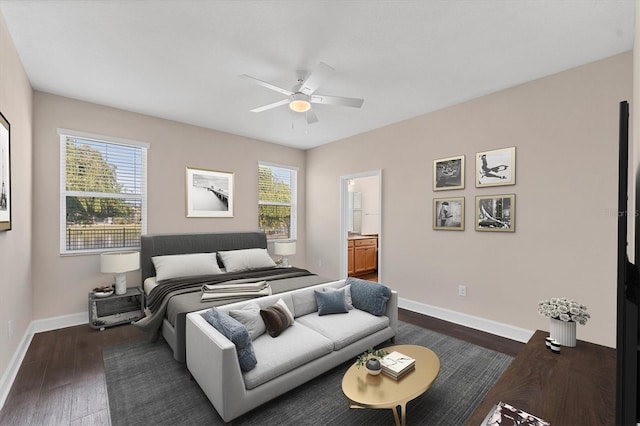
[59,128,148,255]
[258,161,298,241]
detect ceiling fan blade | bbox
[311,94,364,108]
[299,62,335,95]
[240,74,294,96]
[305,109,319,124]
[250,98,290,113]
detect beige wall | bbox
[32,92,306,319]
[306,52,633,348]
[0,13,33,379]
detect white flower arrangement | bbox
[538,297,590,325]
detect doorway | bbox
[339,170,382,282]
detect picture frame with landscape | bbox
[433,197,464,231]
[0,111,10,231]
[433,155,464,191]
[186,167,234,218]
[475,194,515,232]
[475,147,515,188]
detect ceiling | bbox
[0,1,635,150]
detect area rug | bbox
[103,321,512,426]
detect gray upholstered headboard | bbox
[140,231,268,281]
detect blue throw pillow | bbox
[314,288,349,316]
[347,277,391,316]
[202,308,257,371]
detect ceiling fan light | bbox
[289,93,311,113]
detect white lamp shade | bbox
[101,251,140,273]
[274,241,296,256]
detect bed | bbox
[134,231,334,362]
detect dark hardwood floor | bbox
[0,308,522,425]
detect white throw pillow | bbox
[229,303,266,340]
[151,252,221,281]
[218,248,276,273]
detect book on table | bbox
[380,351,416,379]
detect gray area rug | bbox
[103,321,512,425]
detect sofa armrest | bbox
[386,290,399,335]
[186,311,246,422]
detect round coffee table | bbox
[341,344,440,426]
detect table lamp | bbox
[274,241,296,267]
[100,251,140,295]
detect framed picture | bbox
[434,155,464,191]
[475,194,515,232]
[476,147,516,187]
[0,112,10,231]
[186,167,234,218]
[433,197,464,230]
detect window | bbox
[258,162,297,240]
[59,129,148,254]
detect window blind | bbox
[59,131,148,254]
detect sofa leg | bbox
[389,336,396,344]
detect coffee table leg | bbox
[392,406,401,426]
[400,403,407,426]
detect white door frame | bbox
[339,170,382,280]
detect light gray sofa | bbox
[186,279,398,422]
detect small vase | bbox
[365,358,382,375]
[549,318,577,347]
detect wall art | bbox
[186,167,234,218]
[434,155,464,191]
[433,197,464,231]
[0,112,11,231]
[475,194,515,232]
[476,147,515,187]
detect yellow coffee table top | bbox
[341,344,440,426]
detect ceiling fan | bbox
[240,62,364,124]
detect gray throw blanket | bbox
[134,267,314,338]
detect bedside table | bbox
[88,287,144,331]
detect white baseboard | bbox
[0,311,87,410]
[399,297,534,343]
[31,311,88,333]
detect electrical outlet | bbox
[7,320,13,338]
[458,285,467,297]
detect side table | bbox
[88,287,144,331]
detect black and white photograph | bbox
[434,155,464,191]
[476,147,515,187]
[433,197,464,231]
[0,111,10,231]
[186,167,234,217]
[475,194,515,232]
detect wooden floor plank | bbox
[29,384,73,426]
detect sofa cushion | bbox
[296,309,390,351]
[314,288,349,316]
[228,302,266,340]
[348,277,391,316]
[260,298,294,337]
[202,308,257,372]
[243,323,333,390]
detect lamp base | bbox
[280,256,290,268]
[114,273,127,295]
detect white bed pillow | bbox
[217,248,276,273]
[151,252,221,281]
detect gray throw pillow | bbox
[202,308,257,371]
[322,284,354,309]
[347,277,391,316]
[229,302,266,340]
[314,288,349,316]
